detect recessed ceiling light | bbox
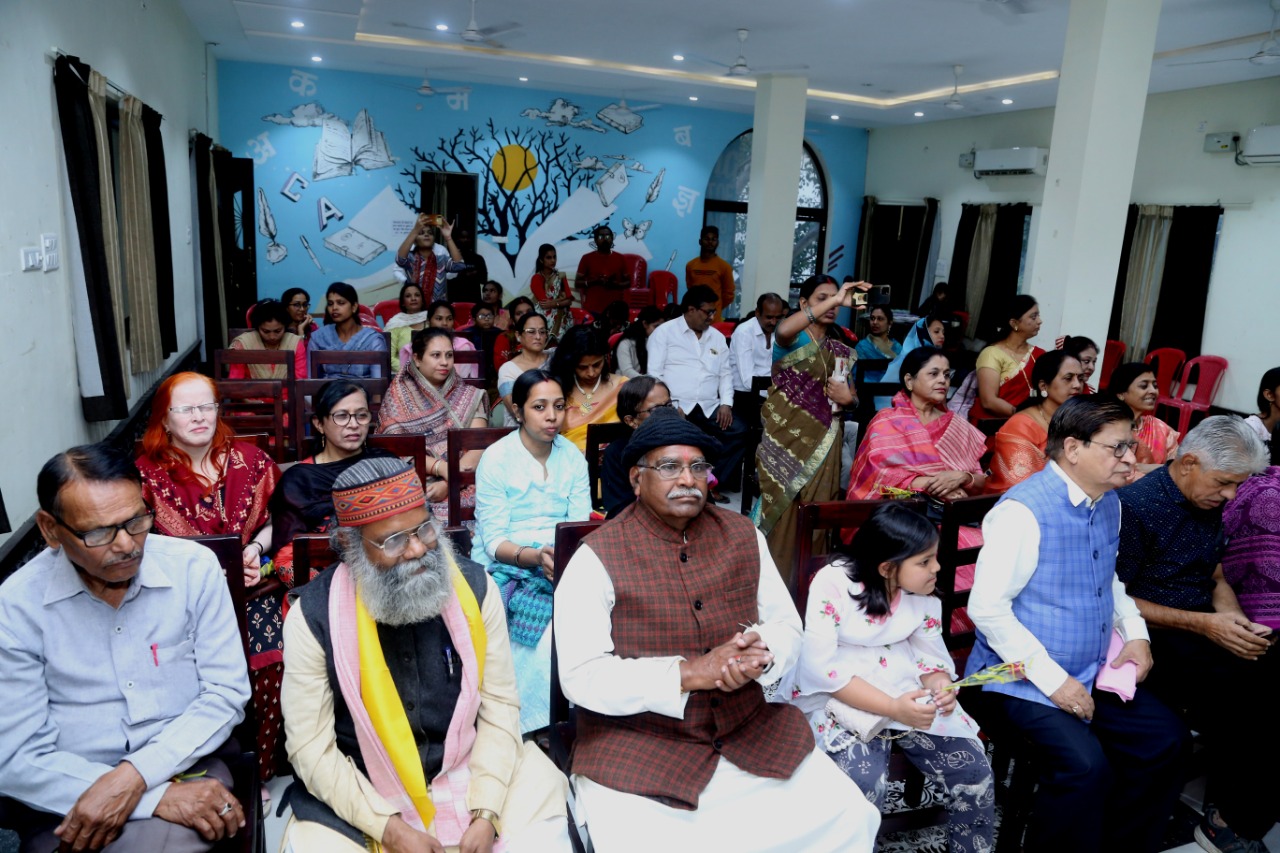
[673,54,684,61]
[1001,98,1014,105]
[519,76,529,82]
[290,20,304,28]
[436,23,448,31]
[689,96,698,101]
[311,55,322,62]
[913,111,924,117]
[831,114,840,120]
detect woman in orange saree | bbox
[986,351,1085,494]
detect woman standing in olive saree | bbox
[753,275,861,579]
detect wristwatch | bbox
[471,808,501,835]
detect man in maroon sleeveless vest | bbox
[555,411,879,851]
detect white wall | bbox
[0,0,215,547]
[865,77,1280,413]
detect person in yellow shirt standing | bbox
[684,226,736,321]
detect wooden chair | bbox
[853,358,899,452]
[213,347,296,384]
[367,433,432,490]
[291,377,389,459]
[936,494,999,654]
[792,499,924,615]
[291,533,338,589]
[216,380,288,462]
[454,348,488,389]
[549,520,605,853]
[444,427,514,552]
[310,348,392,381]
[735,375,773,514]
[585,422,630,510]
[788,501,947,842]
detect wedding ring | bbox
[219,802,233,816]
[1071,704,1082,715]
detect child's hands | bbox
[890,689,937,729]
[930,687,958,716]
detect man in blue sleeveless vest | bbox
[964,397,1186,852]
[555,410,880,851]
[279,458,570,852]
[1116,416,1272,853]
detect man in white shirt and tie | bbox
[647,285,748,503]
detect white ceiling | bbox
[186,0,1280,126]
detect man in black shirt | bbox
[447,228,488,303]
[1117,416,1271,852]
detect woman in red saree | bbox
[985,351,1085,494]
[1108,361,1180,478]
[969,294,1045,423]
[847,347,988,595]
[376,328,489,520]
[136,372,284,780]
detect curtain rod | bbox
[49,48,165,122]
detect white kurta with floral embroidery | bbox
[791,563,981,752]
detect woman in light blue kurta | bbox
[473,368,590,733]
[307,282,388,379]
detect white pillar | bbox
[741,75,807,314]
[1028,0,1162,351]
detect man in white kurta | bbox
[555,411,879,851]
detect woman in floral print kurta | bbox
[790,504,994,853]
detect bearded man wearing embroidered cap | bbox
[278,457,569,852]
[554,409,880,851]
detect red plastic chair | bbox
[1144,347,1186,400]
[452,302,475,330]
[712,321,736,338]
[648,270,678,306]
[1160,355,1229,436]
[1098,339,1127,390]
[570,308,593,326]
[372,299,400,328]
[608,332,624,348]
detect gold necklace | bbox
[574,376,603,415]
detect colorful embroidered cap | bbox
[332,458,425,527]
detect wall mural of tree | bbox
[395,119,593,268]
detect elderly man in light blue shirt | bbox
[0,444,250,852]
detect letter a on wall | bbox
[317,196,345,231]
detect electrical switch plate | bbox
[20,248,42,271]
[42,251,60,272]
[40,233,58,254]
[1203,132,1237,153]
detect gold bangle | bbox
[470,809,501,834]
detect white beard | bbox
[345,533,456,627]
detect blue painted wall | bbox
[217,60,867,312]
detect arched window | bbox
[703,131,828,316]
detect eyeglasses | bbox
[1086,439,1141,458]
[692,306,716,317]
[522,328,549,338]
[363,520,438,558]
[636,461,713,480]
[636,400,678,417]
[169,402,220,417]
[289,301,311,310]
[53,507,155,547]
[329,410,373,425]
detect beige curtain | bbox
[1118,204,1174,362]
[86,70,129,397]
[119,96,163,373]
[964,203,998,338]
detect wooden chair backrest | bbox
[216,379,287,462]
[291,533,338,589]
[549,519,605,772]
[793,499,924,615]
[291,377,389,459]
[453,348,488,388]
[310,348,392,380]
[366,433,432,493]
[213,347,295,382]
[937,494,999,650]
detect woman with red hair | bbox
[135,371,285,780]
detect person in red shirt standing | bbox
[575,225,628,317]
[684,226,736,321]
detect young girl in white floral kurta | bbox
[792,503,994,853]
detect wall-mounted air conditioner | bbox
[973,147,1049,178]
[1238,125,1280,165]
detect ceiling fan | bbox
[387,69,471,97]
[941,65,966,111]
[698,28,809,78]
[391,0,520,49]
[1169,0,1280,67]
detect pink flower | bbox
[879,657,888,668]
[828,669,839,679]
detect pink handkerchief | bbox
[1095,629,1137,702]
